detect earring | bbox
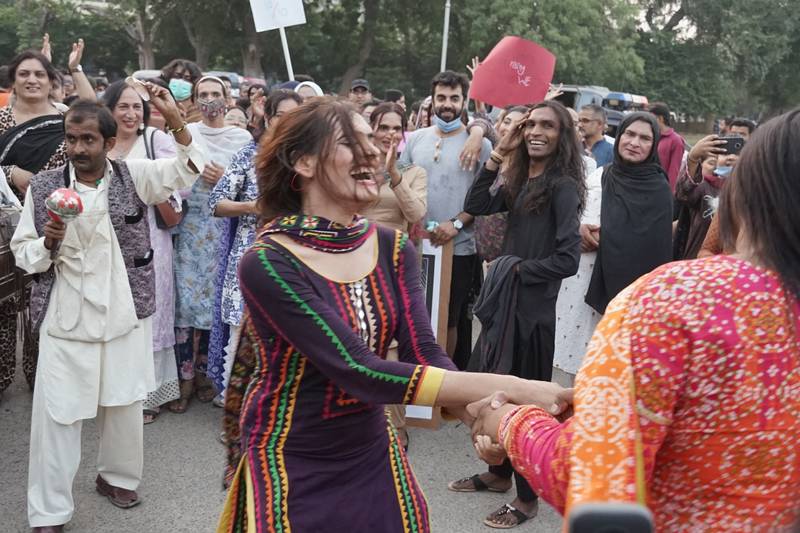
[290,173,304,192]
[138,123,145,132]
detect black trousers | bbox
[489,459,537,502]
[449,254,481,370]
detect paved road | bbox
[0,361,562,533]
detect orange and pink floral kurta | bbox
[500,255,800,531]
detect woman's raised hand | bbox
[68,38,85,72]
[494,115,527,157]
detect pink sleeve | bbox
[499,406,574,514]
[151,129,177,159]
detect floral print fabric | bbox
[208,140,259,327]
[501,256,800,531]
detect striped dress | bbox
[218,225,456,533]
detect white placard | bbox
[406,240,444,422]
[405,405,434,419]
[249,0,307,32]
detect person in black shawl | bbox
[585,112,673,314]
[452,100,586,528]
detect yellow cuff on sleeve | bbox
[411,366,446,406]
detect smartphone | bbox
[568,503,654,533]
[719,135,745,155]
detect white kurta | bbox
[553,165,603,375]
[11,142,206,424]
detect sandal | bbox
[143,408,159,425]
[447,474,510,493]
[195,373,216,403]
[483,503,537,529]
[168,379,194,414]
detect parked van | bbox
[552,84,609,111]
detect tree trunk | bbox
[179,17,210,69]
[241,8,263,78]
[134,12,156,69]
[124,2,160,70]
[338,0,379,94]
[138,37,156,69]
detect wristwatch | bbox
[450,217,464,231]
[71,64,83,73]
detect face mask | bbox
[169,78,193,102]
[714,166,733,177]
[198,98,226,120]
[433,114,462,133]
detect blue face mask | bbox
[169,78,193,102]
[714,166,733,177]
[433,114,463,133]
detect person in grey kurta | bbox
[452,101,586,529]
[398,70,491,369]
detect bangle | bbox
[70,64,83,73]
[489,150,504,165]
[168,122,188,134]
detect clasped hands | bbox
[462,385,574,466]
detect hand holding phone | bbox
[718,135,745,155]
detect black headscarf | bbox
[585,112,674,313]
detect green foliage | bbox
[636,0,800,116]
[0,0,136,76]
[0,0,796,116]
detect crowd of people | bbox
[0,35,797,533]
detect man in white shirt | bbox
[11,86,205,533]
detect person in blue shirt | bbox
[578,104,614,167]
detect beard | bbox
[433,103,463,122]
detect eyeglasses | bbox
[433,138,443,163]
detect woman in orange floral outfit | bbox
[470,108,800,531]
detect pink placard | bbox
[469,36,556,108]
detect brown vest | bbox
[27,160,155,333]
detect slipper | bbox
[447,474,510,493]
[168,379,194,413]
[95,475,141,509]
[212,393,225,408]
[143,409,159,425]
[483,503,537,529]
[194,374,216,403]
[167,397,189,414]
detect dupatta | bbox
[0,114,65,174]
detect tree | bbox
[107,0,165,69]
[636,0,800,116]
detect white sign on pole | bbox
[249,0,307,32]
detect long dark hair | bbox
[719,108,800,299]
[101,80,150,136]
[255,97,376,221]
[369,102,407,132]
[504,100,586,213]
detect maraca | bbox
[45,188,83,223]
